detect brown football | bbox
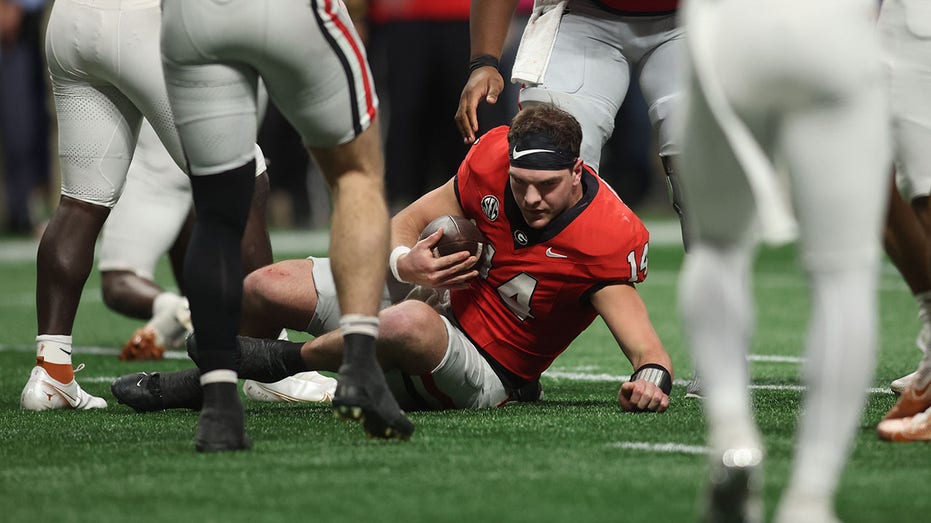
[419,215,487,258]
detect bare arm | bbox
[390,178,478,289]
[455,0,521,144]
[591,283,673,412]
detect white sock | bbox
[200,369,238,385]
[36,334,73,366]
[787,266,878,500]
[679,244,760,450]
[149,292,188,345]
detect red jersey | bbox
[451,126,650,381]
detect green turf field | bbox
[1,229,929,522]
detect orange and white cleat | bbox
[877,407,931,442]
[882,375,931,421]
[21,364,107,411]
[119,326,166,361]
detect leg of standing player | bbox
[22,0,187,411]
[159,0,411,447]
[883,179,931,392]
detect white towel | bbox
[511,0,568,86]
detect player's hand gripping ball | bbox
[419,215,487,259]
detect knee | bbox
[377,301,436,345]
[242,265,279,317]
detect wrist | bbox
[469,54,500,74]
[389,246,412,283]
[630,363,672,395]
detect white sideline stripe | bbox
[0,343,189,360]
[609,441,709,455]
[748,355,804,363]
[0,343,896,394]
[0,229,333,264]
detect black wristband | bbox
[469,54,500,74]
[630,363,672,395]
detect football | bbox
[419,215,487,258]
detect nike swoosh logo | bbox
[48,382,79,405]
[136,377,145,387]
[59,348,72,356]
[512,147,555,159]
[545,247,568,259]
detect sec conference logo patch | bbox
[481,195,499,222]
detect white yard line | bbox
[608,441,709,455]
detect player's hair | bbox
[508,104,582,159]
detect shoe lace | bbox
[74,363,86,374]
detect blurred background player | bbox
[875,0,931,442]
[159,0,411,450]
[99,119,271,361]
[112,105,674,415]
[0,0,51,236]
[883,180,931,394]
[19,0,271,413]
[676,0,889,521]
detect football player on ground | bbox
[875,0,931,442]
[456,0,703,395]
[112,104,674,415]
[676,0,889,521]
[19,0,272,414]
[158,0,409,450]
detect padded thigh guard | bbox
[46,0,186,206]
[160,0,377,169]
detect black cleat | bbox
[195,382,251,453]
[111,370,202,412]
[111,372,168,413]
[332,364,415,440]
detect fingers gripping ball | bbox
[419,215,487,258]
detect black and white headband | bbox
[508,132,577,171]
